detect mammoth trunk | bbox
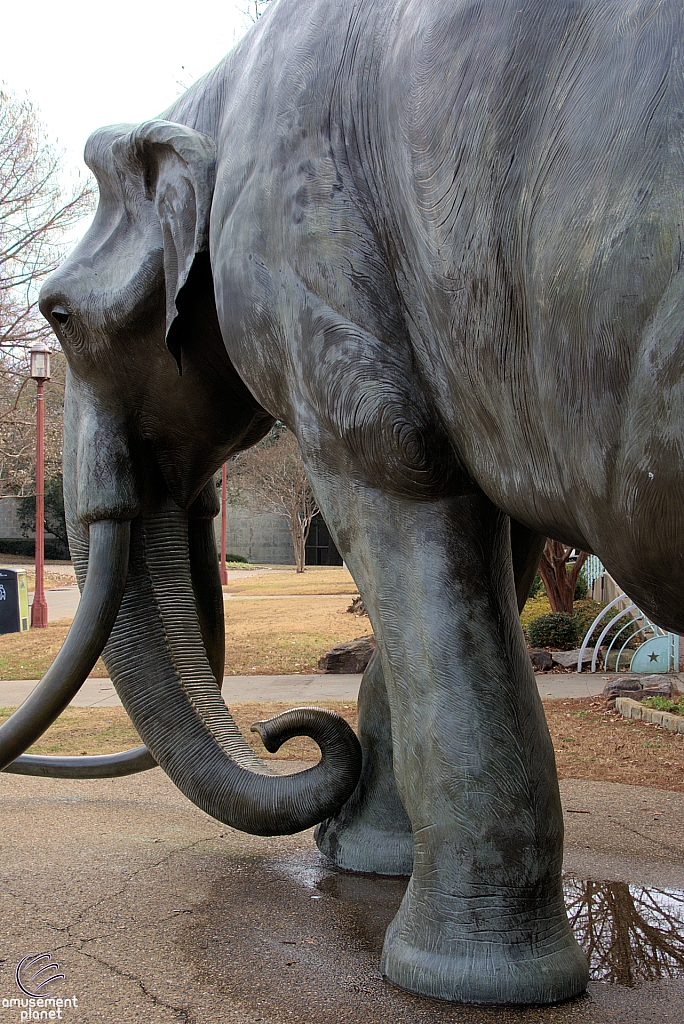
[72,503,360,835]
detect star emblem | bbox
[648,652,660,662]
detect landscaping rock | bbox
[603,677,643,697]
[603,676,643,708]
[551,648,595,669]
[529,649,554,671]
[604,675,680,707]
[346,594,368,617]
[640,675,681,699]
[318,634,376,673]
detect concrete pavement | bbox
[1,769,683,1023]
[0,672,610,708]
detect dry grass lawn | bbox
[0,597,367,679]
[223,597,368,674]
[0,554,76,592]
[0,619,108,680]
[225,566,357,596]
[2,697,683,793]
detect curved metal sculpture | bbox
[577,596,680,674]
[4,0,684,1006]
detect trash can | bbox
[0,567,30,634]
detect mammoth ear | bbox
[111,120,217,368]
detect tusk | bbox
[4,745,156,778]
[0,519,130,772]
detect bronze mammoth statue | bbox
[4,0,684,1005]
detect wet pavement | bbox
[1,771,683,1023]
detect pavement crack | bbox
[614,819,684,857]
[4,888,72,934]
[76,948,190,1021]
[66,831,224,927]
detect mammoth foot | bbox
[315,815,413,876]
[381,878,589,1005]
[315,649,413,876]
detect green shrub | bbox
[528,571,544,599]
[527,612,581,650]
[0,538,69,560]
[572,599,637,649]
[573,565,588,601]
[225,553,248,563]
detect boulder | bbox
[603,677,643,707]
[603,677,643,697]
[529,649,554,672]
[346,595,368,617]
[551,648,595,669]
[318,634,376,673]
[640,675,680,699]
[603,675,680,707]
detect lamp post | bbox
[219,463,228,585]
[29,340,51,629]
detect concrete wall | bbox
[215,506,295,565]
[0,498,24,540]
[0,496,62,547]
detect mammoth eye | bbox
[51,305,70,326]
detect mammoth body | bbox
[10,0,684,1007]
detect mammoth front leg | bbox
[304,460,587,1004]
[316,519,545,877]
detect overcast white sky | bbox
[3,0,256,174]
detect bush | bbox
[0,538,69,559]
[527,612,581,650]
[528,571,544,599]
[573,565,589,601]
[572,599,636,648]
[218,552,249,564]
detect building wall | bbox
[0,498,25,540]
[0,496,62,548]
[216,506,295,565]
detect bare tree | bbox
[0,89,93,498]
[565,877,684,986]
[537,540,588,614]
[239,0,273,24]
[230,426,319,572]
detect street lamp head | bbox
[30,341,51,381]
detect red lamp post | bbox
[29,340,51,629]
[219,463,228,585]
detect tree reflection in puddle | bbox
[564,875,684,985]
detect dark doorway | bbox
[305,514,343,565]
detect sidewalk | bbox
[1,768,682,1022]
[0,671,611,708]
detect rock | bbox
[529,649,554,671]
[640,676,680,699]
[603,677,643,698]
[551,648,595,669]
[346,595,368,617]
[603,676,643,707]
[603,675,680,707]
[318,634,376,673]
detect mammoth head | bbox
[12,122,361,832]
[61,119,216,359]
[40,120,269,516]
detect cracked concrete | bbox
[1,768,683,1023]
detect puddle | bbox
[275,854,684,986]
[564,875,684,986]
